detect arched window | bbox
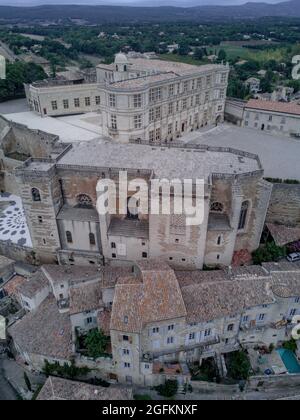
[89,233,96,246]
[76,194,93,209]
[210,202,224,213]
[31,188,41,202]
[127,197,139,220]
[66,231,73,244]
[238,201,249,230]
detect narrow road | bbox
[0,357,18,400]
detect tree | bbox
[218,49,227,62]
[155,380,178,398]
[252,241,286,265]
[84,329,108,359]
[194,48,204,61]
[227,351,251,380]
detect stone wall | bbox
[267,183,300,227]
[225,98,246,126]
[0,241,37,265]
[248,373,300,390]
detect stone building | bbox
[15,139,272,269]
[97,54,229,143]
[243,99,300,138]
[25,53,229,143]
[8,260,300,386]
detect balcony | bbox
[149,336,220,359]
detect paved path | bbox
[0,99,28,115]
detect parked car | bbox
[287,253,300,263]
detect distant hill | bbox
[0,0,300,24]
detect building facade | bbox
[25,54,229,143]
[243,99,300,138]
[8,260,300,386]
[15,139,272,270]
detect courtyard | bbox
[184,124,300,181]
[0,193,32,248]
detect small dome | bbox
[115,53,128,65]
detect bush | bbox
[134,394,152,400]
[43,360,90,380]
[155,380,178,398]
[283,339,297,353]
[252,242,286,265]
[84,329,109,359]
[227,351,251,381]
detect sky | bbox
[0,0,284,5]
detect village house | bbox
[7,259,300,386]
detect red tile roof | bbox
[245,99,300,116]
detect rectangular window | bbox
[86,317,93,324]
[123,335,129,341]
[258,314,265,322]
[168,102,173,115]
[219,89,225,100]
[74,98,80,108]
[51,101,58,111]
[63,99,69,109]
[111,115,117,130]
[204,329,211,337]
[168,123,172,135]
[183,81,188,93]
[167,337,174,344]
[155,128,161,141]
[149,130,154,142]
[182,99,187,110]
[195,94,200,105]
[95,96,101,105]
[243,315,249,323]
[123,349,130,355]
[290,309,297,317]
[133,94,142,108]
[197,78,202,90]
[189,333,195,340]
[109,94,116,108]
[134,114,142,129]
[206,75,212,87]
[152,327,159,334]
[155,107,161,120]
[205,92,210,102]
[149,108,154,122]
[124,362,131,368]
[149,87,161,103]
[85,97,91,107]
[168,324,174,331]
[168,84,174,97]
[221,73,227,84]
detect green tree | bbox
[252,241,286,265]
[84,329,108,359]
[218,49,227,62]
[155,380,178,398]
[227,351,251,380]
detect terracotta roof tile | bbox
[246,99,300,116]
[37,377,133,400]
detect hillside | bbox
[0,1,299,24]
